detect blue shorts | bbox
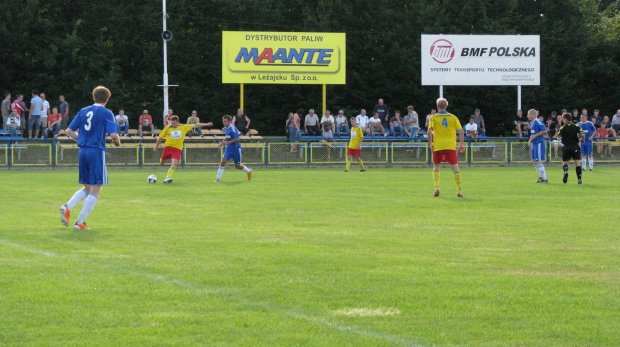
[223,147,242,165]
[28,115,41,131]
[581,141,593,155]
[78,147,108,185]
[531,142,546,162]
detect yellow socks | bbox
[167,167,175,179]
[346,160,351,171]
[432,171,440,189]
[454,172,462,192]
[358,160,365,170]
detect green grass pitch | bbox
[1,166,619,346]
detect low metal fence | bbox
[1,138,619,168]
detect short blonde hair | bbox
[436,98,448,110]
[92,86,111,104]
[222,115,233,122]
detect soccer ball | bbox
[147,175,157,183]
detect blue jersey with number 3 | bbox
[69,104,118,150]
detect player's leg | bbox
[357,152,365,171]
[432,151,442,196]
[448,150,463,197]
[532,143,547,182]
[580,143,587,169]
[74,184,102,229]
[164,158,178,183]
[233,148,252,179]
[216,149,231,182]
[574,158,582,183]
[60,184,89,227]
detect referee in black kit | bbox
[558,112,584,184]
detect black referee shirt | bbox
[559,122,583,149]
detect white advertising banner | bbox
[421,35,540,86]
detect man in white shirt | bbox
[115,109,129,136]
[39,92,51,138]
[403,105,420,141]
[320,109,335,133]
[465,116,479,140]
[304,109,321,135]
[355,109,371,135]
[369,112,386,136]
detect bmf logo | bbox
[430,39,455,64]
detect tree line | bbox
[1,0,618,136]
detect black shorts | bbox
[562,146,581,162]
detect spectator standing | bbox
[355,109,370,135]
[139,109,155,137]
[335,110,349,135]
[592,109,602,127]
[115,109,129,136]
[403,106,420,141]
[425,108,436,129]
[11,94,27,136]
[288,111,301,152]
[471,108,486,135]
[28,89,43,139]
[59,86,120,230]
[465,116,479,140]
[558,113,584,184]
[304,109,321,135]
[373,98,389,128]
[528,109,548,183]
[39,92,51,137]
[6,107,21,137]
[428,98,465,197]
[578,114,596,171]
[572,109,580,123]
[233,108,251,135]
[59,95,69,130]
[187,110,202,136]
[612,109,620,133]
[44,107,62,139]
[389,111,404,136]
[320,109,335,133]
[2,92,11,130]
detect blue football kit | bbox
[530,118,547,162]
[222,124,242,164]
[68,104,118,185]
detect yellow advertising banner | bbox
[222,31,346,84]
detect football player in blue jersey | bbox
[60,86,120,229]
[578,113,596,171]
[527,109,548,183]
[214,115,252,182]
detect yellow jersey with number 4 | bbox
[159,124,194,150]
[428,111,462,151]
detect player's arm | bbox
[457,128,465,152]
[66,128,78,141]
[153,136,163,152]
[246,116,251,128]
[110,132,121,147]
[194,122,213,128]
[427,126,434,150]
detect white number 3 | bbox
[84,111,93,131]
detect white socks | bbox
[241,165,251,173]
[216,166,225,180]
[76,194,98,224]
[535,165,547,180]
[67,189,88,209]
[588,157,594,169]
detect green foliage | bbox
[0,0,617,135]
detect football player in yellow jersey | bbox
[428,98,465,197]
[345,117,366,172]
[153,115,212,183]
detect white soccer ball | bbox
[147,174,157,183]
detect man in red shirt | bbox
[595,122,617,157]
[11,94,27,135]
[44,106,63,139]
[139,109,155,137]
